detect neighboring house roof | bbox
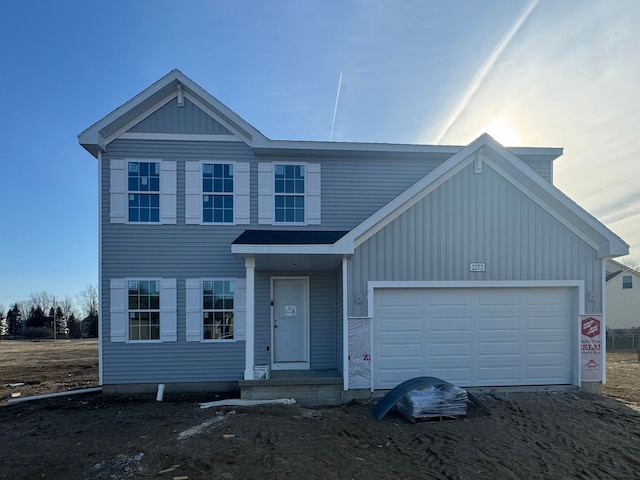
[606,259,640,282]
[233,230,349,245]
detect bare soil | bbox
[2,341,640,480]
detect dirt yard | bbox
[2,341,640,480]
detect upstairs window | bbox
[274,164,305,223]
[203,163,234,223]
[128,280,160,340]
[128,161,160,222]
[203,280,234,340]
[623,275,633,289]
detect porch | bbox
[239,369,345,406]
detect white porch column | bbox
[342,256,349,391]
[244,257,256,380]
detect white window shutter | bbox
[160,278,177,342]
[307,163,321,225]
[110,278,127,342]
[110,159,127,224]
[258,162,273,224]
[185,278,202,341]
[185,162,201,225]
[161,161,177,224]
[234,162,250,224]
[234,278,246,341]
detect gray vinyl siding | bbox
[128,98,233,135]
[99,137,556,383]
[348,161,602,317]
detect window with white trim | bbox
[128,280,160,340]
[623,275,633,289]
[203,163,234,223]
[274,164,305,223]
[202,280,234,340]
[128,161,160,222]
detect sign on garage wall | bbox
[580,315,602,382]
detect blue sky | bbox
[1,0,639,307]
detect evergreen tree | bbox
[7,304,22,336]
[26,305,47,329]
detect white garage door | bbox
[373,287,574,389]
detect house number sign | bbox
[469,262,486,272]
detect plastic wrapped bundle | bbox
[397,384,468,422]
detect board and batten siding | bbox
[127,97,233,135]
[348,161,602,317]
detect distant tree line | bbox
[0,286,98,340]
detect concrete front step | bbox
[239,376,344,406]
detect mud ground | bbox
[2,341,640,480]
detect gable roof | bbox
[79,69,563,166]
[333,133,628,259]
[78,69,270,157]
[606,259,640,282]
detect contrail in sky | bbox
[434,0,539,144]
[330,72,343,141]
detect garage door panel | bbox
[374,287,573,389]
[527,340,566,354]
[378,315,423,333]
[429,317,472,332]
[478,315,520,331]
[478,341,520,355]
[478,292,520,306]
[430,343,471,357]
[428,292,472,306]
[430,368,472,383]
[379,343,422,358]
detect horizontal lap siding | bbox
[101,140,253,384]
[335,263,344,375]
[349,162,601,317]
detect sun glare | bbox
[479,118,519,146]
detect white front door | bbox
[272,277,309,369]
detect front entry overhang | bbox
[232,230,352,381]
[231,230,353,271]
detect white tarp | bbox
[348,318,371,388]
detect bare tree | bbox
[28,291,55,313]
[77,285,98,318]
[58,296,78,321]
[619,257,640,272]
[77,285,99,337]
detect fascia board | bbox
[231,244,353,256]
[253,140,463,157]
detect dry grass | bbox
[0,339,98,405]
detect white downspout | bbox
[244,257,256,380]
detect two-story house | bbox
[79,70,627,404]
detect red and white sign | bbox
[580,315,602,382]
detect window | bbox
[274,164,305,223]
[202,280,234,340]
[203,163,234,223]
[128,161,160,222]
[623,275,633,289]
[128,280,160,340]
